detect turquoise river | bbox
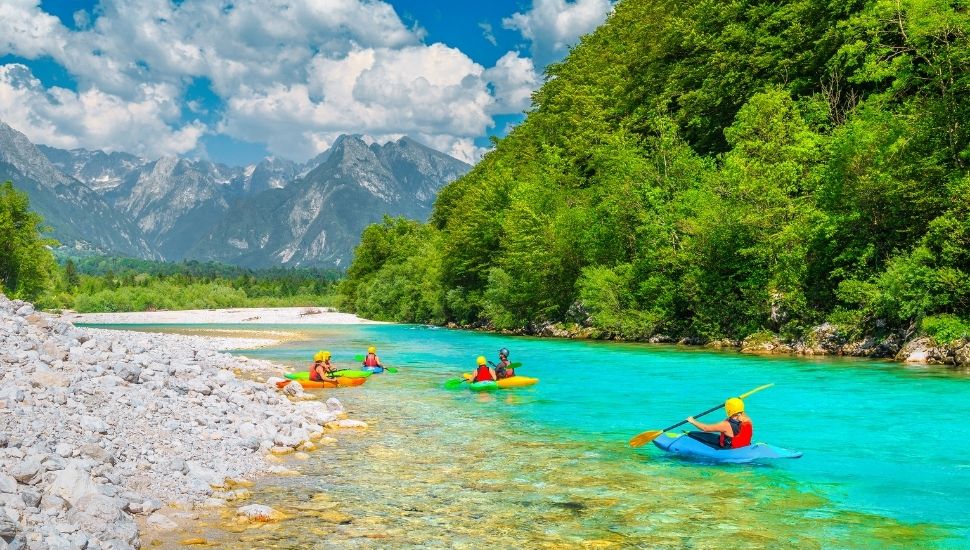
[95,323,970,549]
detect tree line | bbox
[339,0,970,345]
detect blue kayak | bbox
[362,366,384,374]
[652,432,802,464]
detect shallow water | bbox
[103,323,970,548]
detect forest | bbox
[339,0,970,345]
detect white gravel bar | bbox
[0,295,360,549]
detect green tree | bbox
[0,182,56,300]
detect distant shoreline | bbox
[60,306,386,326]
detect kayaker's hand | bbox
[686,416,696,423]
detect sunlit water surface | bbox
[90,323,970,548]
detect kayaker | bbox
[362,346,383,370]
[309,350,336,382]
[472,355,496,382]
[685,397,753,449]
[494,348,514,379]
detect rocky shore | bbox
[0,294,355,549]
[449,320,970,369]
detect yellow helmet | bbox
[725,397,744,417]
[314,350,330,361]
[367,346,376,354]
[476,356,487,366]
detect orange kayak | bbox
[276,377,367,389]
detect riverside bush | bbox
[922,315,970,346]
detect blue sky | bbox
[0,0,613,166]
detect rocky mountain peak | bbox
[0,121,73,188]
[2,124,471,268]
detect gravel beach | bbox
[0,295,364,549]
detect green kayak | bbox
[285,369,372,380]
[468,380,498,392]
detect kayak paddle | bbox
[628,383,774,448]
[442,378,466,390]
[443,362,524,390]
[354,354,398,373]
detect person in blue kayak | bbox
[362,345,383,372]
[310,350,336,382]
[472,355,496,382]
[493,348,514,379]
[685,397,753,449]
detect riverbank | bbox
[62,306,385,326]
[446,320,970,369]
[0,295,363,549]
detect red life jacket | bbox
[364,353,379,367]
[309,361,332,381]
[720,417,753,448]
[473,365,493,382]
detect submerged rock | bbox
[237,504,284,522]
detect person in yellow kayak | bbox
[362,346,384,373]
[494,348,514,379]
[685,397,753,449]
[309,350,336,382]
[472,355,496,382]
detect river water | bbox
[101,323,970,548]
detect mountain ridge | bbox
[0,120,471,268]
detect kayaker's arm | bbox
[686,417,732,436]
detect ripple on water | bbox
[114,324,962,549]
[148,384,948,549]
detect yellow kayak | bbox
[462,374,539,388]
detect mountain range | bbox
[0,121,470,268]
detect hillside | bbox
[339,0,970,350]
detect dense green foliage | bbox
[341,0,970,342]
[0,181,56,300]
[41,256,339,312]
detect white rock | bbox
[10,457,42,483]
[0,474,17,494]
[54,444,73,458]
[47,464,99,506]
[237,504,279,521]
[80,416,108,434]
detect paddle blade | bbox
[629,430,663,448]
[508,362,522,369]
[442,378,464,390]
[385,367,399,373]
[354,355,365,362]
[740,383,774,399]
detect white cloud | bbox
[0,0,68,59]
[221,44,497,162]
[484,52,540,113]
[503,0,614,66]
[479,22,497,46]
[0,64,204,157]
[0,0,545,164]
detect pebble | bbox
[0,294,353,549]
